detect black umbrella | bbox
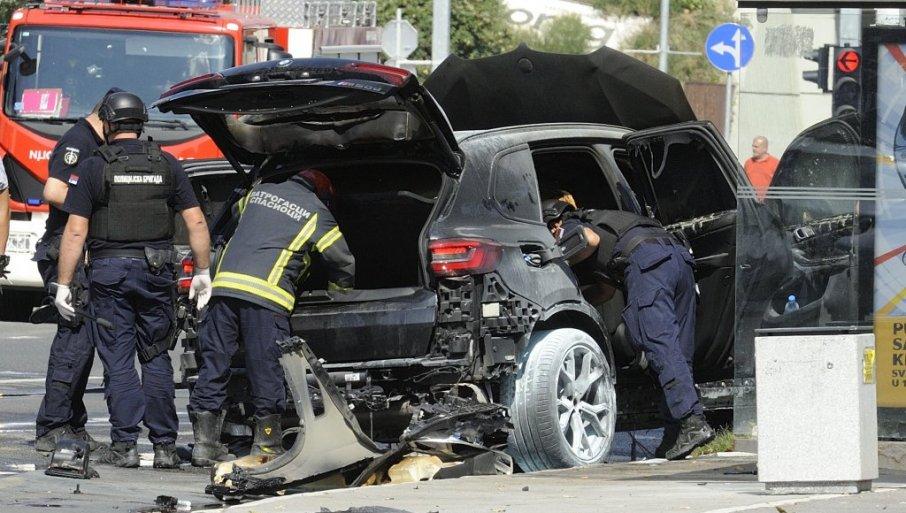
[424,44,697,131]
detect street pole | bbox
[658,0,670,72]
[431,0,450,71]
[723,72,732,140]
[393,8,402,68]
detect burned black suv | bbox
[156,47,749,473]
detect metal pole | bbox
[394,8,402,68]
[658,0,670,72]
[431,0,450,71]
[838,8,862,46]
[723,72,732,140]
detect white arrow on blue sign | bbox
[705,23,755,72]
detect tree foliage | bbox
[1,0,25,29]
[512,14,592,55]
[377,0,516,62]
[592,0,736,84]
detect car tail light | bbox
[340,62,411,87]
[159,72,223,99]
[177,256,194,295]
[429,239,502,278]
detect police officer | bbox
[188,169,354,466]
[543,199,714,461]
[33,89,120,454]
[54,92,213,468]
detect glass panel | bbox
[733,8,881,437]
[5,27,233,123]
[492,146,542,223]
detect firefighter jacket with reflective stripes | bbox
[212,176,355,313]
[88,142,175,242]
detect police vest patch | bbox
[63,147,80,166]
[113,174,164,184]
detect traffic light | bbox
[832,46,862,116]
[802,44,831,92]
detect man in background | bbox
[743,135,780,202]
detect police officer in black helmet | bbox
[53,92,213,468]
[543,198,715,461]
[33,88,121,455]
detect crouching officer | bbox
[188,169,354,466]
[33,89,120,454]
[543,199,714,460]
[54,92,213,468]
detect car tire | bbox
[504,328,616,472]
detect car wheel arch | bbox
[525,303,616,379]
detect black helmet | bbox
[98,92,148,125]
[542,199,574,224]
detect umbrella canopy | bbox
[424,44,697,132]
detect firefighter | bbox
[543,199,714,461]
[188,169,354,467]
[33,88,121,454]
[53,92,213,468]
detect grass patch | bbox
[691,428,735,457]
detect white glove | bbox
[53,283,76,321]
[189,268,212,311]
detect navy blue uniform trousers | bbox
[35,253,95,438]
[189,297,289,417]
[89,257,178,444]
[620,240,702,421]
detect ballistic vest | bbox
[566,209,679,284]
[212,178,344,313]
[88,142,175,243]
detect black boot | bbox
[251,414,285,457]
[655,421,681,458]
[664,414,715,461]
[191,411,233,467]
[71,428,106,453]
[153,443,181,469]
[35,425,74,454]
[95,441,140,468]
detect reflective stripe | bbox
[215,239,232,275]
[328,282,351,292]
[212,271,295,311]
[267,214,319,285]
[315,226,342,253]
[237,191,252,214]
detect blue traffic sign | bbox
[705,23,755,72]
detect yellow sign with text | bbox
[876,315,906,407]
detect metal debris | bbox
[45,439,98,480]
[206,337,513,500]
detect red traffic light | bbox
[836,50,861,73]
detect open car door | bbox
[623,121,751,380]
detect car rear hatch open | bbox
[153,58,462,176]
[156,60,458,366]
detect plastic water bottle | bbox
[784,294,800,314]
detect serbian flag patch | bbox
[67,174,79,186]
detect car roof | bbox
[454,122,633,145]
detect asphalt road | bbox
[0,320,669,511]
[0,319,665,473]
[0,321,195,478]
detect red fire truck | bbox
[0,0,287,318]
